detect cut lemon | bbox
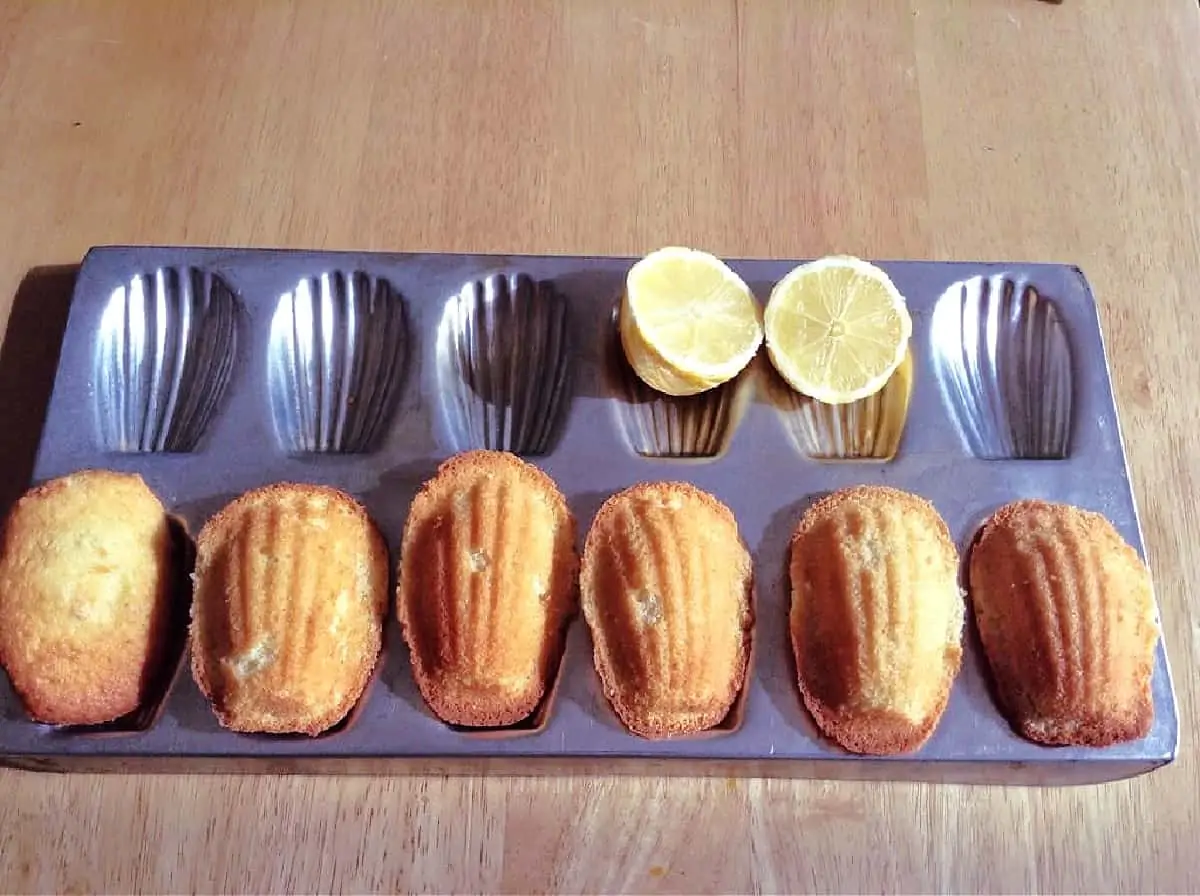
[619,247,763,396]
[764,256,912,405]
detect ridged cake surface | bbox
[968,499,1160,747]
[580,482,754,739]
[789,485,964,755]
[397,450,578,727]
[189,483,389,736]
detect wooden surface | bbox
[1,1,1198,892]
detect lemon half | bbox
[620,247,763,396]
[764,255,912,405]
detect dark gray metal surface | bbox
[0,245,1179,782]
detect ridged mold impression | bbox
[436,273,572,455]
[609,307,744,458]
[94,267,239,453]
[931,275,1073,459]
[773,350,913,461]
[267,271,408,454]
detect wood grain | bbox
[1,0,1198,892]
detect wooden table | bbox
[1,1,1197,892]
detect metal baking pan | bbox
[0,245,1179,784]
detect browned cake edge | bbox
[788,484,962,756]
[189,482,389,736]
[967,498,1157,748]
[0,469,174,727]
[580,480,755,740]
[396,449,579,728]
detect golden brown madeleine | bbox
[789,485,964,755]
[397,450,577,728]
[581,482,753,739]
[968,499,1160,747]
[189,483,388,736]
[0,469,174,726]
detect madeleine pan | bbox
[0,246,1178,784]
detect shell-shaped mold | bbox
[608,308,746,458]
[436,273,572,456]
[931,275,1073,459]
[772,350,913,461]
[94,267,239,453]
[267,271,408,454]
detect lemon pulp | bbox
[620,247,763,397]
[763,255,912,405]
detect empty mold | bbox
[267,271,408,454]
[771,350,914,461]
[931,275,1073,459]
[436,273,572,455]
[607,307,748,459]
[93,267,239,452]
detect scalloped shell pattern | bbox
[609,309,744,458]
[267,271,408,454]
[436,273,573,456]
[931,275,1073,459]
[397,451,578,731]
[789,485,965,755]
[967,499,1159,747]
[189,483,389,737]
[93,267,239,453]
[773,350,913,461]
[580,482,755,739]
